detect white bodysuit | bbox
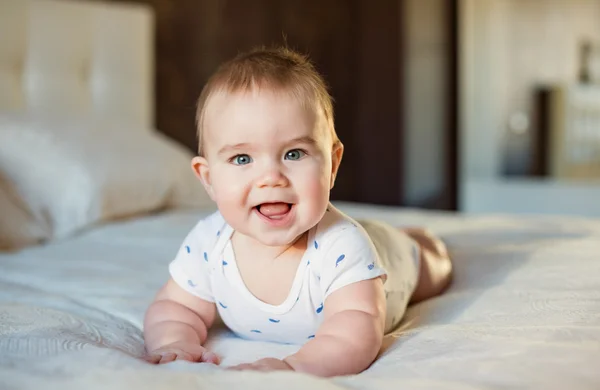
[169,204,420,345]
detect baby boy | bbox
[143,47,452,377]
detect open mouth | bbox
[255,202,293,221]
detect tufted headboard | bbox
[0,0,154,128]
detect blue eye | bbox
[232,154,252,165]
[285,149,306,160]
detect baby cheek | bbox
[212,171,247,204]
[299,168,330,207]
[218,183,244,203]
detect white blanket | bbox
[2,202,600,389]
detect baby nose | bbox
[258,165,289,188]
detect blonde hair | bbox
[195,46,339,156]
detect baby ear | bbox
[330,141,344,189]
[191,156,216,201]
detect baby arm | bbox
[143,278,220,364]
[284,277,386,376]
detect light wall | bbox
[461,0,600,181]
[459,0,600,216]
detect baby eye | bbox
[231,154,253,165]
[284,149,306,161]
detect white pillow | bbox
[0,114,213,249]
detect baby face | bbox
[193,88,342,247]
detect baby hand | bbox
[229,358,293,372]
[144,341,220,365]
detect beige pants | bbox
[358,219,420,333]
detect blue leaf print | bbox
[307,335,315,339]
[187,280,197,288]
[185,245,191,254]
[314,240,319,250]
[367,262,375,270]
[268,318,280,323]
[316,303,324,314]
[335,254,345,267]
[203,252,208,262]
[218,301,228,309]
[250,329,262,333]
[307,260,311,266]
[217,230,221,236]
[222,260,228,266]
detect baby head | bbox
[191,46,343,247]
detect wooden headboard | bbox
[0,0,154,128]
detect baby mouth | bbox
[256,202,292,220]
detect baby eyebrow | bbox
[217,142,250,156]
[218,136,317,155]
[286,136,318,148]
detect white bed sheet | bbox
[1,202,599,389]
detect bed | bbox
[1,1,600,389]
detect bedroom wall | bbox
[501,0,600,176]
[462,0,600,180]
[85,0,458,209]
[99,0,406,206]
[459,0,600,216]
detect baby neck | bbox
[231,231,308,261]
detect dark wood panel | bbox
[351,0,401,204]
[445,0,459,210]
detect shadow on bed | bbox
[379,226,587,355]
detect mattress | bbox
[1,202,599,389]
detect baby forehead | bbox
[199,87,333,154]
[202,89,329,138]
[204,87,318,116]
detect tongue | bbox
[259,203,290,217]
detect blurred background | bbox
[100,0,600,216]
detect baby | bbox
[143,47,452,377]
